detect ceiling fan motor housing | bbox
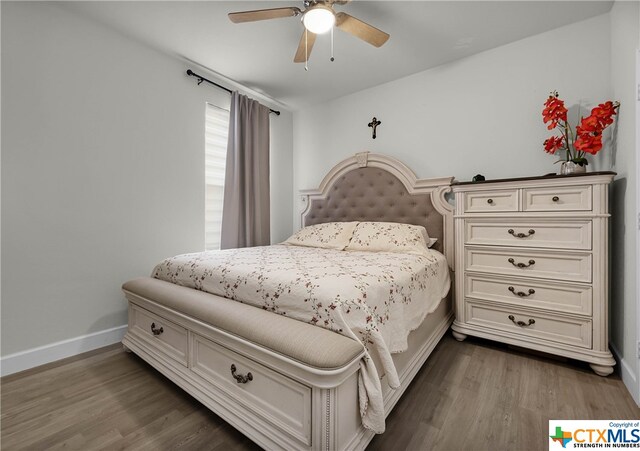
[302,4,336,34]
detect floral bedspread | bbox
[152,244,450,433]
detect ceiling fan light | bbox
[302,6,335,34]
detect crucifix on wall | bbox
[368,117,381,139]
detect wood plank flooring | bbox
[2,333,638,450]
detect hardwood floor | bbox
[2,333,638,450]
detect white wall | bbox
[609,0,639,401]
[270,112,295,244]
[293,14,612,195]
[1,2,293,359]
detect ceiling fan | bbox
[228,1,390,64]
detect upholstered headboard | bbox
[299,152,455,269]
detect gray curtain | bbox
[220,92,271,249]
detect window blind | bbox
[205,103,230,251]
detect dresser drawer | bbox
[465,301,591,348]
[191,334,312,446]
[465,274,592,315]
[465,219,592,250]
[130,304,188,366]
[523,185,592,212]
[463,189,518,213]
[465,247,592,283]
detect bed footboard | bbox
[122,278,452,451]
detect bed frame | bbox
[122,152,455,450]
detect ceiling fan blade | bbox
[335,12,389,47]
[228,7,301,24]
[294,30,317,63]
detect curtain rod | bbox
[186,69,281,116]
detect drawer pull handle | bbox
[508,229,535,238]
[508,315,535,327]
[508,286,535,297]
[230,364,253,384]
[487,198,494,204]
[552,196,560,202]
[508,258,535,268]
[150,322,164,336]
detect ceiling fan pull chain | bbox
[305,28,309,71]
[330,26,335,62]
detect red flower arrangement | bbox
[542,91,620,167]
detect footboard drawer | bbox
[191,333,312,446]
[129,304,188,366]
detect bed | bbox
[121,152,455,450]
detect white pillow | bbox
[416,227,437,248]
[283,221,359,250]
[345,222,431,256]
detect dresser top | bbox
[452,171,617,186]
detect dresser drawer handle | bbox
[552,196,560,202]
[508,315,535,327]
[487,198,494,204]
[230,364,253,384]
[508,286,535,297]
[150,322,164,336]
[508,229,535,238]
[508,258,535,268]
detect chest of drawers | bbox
[450,172,616,376]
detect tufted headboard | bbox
[299,152,455,269]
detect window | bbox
[205,103,230,250]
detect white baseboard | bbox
[0,325,127,377]
[610,342,639,406]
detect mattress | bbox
[152,244,450,432]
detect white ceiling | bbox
[62,1,613,110]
